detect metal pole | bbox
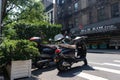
[0,0,2,43]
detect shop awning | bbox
[80,17,120,35]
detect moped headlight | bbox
[54,59,59,62]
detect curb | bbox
[87,50,120,54]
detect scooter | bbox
[54,36,88,71]
[34,45,57,68]
[54,48,87,71]
[30,37,57,68]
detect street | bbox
[1,0,120,80]
[19,50,120,80]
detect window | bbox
[58,0,64,6]
[111,3,119,18]
[62,0,64,4]
[68,6,72,14]
[97,7,105,21]
[74,2,78,12]
[51,11,53,23]
[97,0,108,3]
[89,11,92,24]
[67,0,72,3]
[97,0,103,3]
[57,0,59,4]
[81,0,88,9]
[82,14,88,25]
[57,11,60,15]
[74,18,79,27]
[47,13,49,17]
[88,0,96,6]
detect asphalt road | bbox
[18,51,120,80]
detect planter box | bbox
[0,76,4,80]
[6,59,31,80]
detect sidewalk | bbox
[87,49,120,54]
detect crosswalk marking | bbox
[114,60,120,63]
[74,72,108,80]
[74,61,120,80]
[89,62,120,67]
[93,66,120,74]
[89,62,103,65]
[103,63,120,67]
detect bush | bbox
[0,39,39,64]
[3,22,62,40]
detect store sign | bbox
[80,25,117,34]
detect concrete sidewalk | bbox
[87,49,120,54]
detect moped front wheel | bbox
[83,58,88,65]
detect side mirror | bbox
[54,34,64,41]
[49,38,52,41]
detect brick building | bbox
[42,0,56,24]
[55,0,120,49]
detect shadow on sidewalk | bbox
[32,64,56,76]
[57,65,95,78]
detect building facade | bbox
[55,0,120,49]
[42,0,56,24]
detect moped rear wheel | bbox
[34,57,45,69]
[57,60,70,72]
[35,62,45,69]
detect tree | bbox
[2,0,62,41]
[18,2,45,23]
[2,0,45,25]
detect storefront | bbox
[109,36,120,49]
[79,21,120,49]
[86,34,110,49]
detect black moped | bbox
[54,36,88,71]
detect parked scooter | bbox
[30,37,57,68]
[54,36,88,71]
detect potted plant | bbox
[0,39,39,80]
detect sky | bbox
[35,0,55,4]
[45,0,55,4]
[35,0,40,2]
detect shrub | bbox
[0,39,39,64]
[3,22,62,40]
